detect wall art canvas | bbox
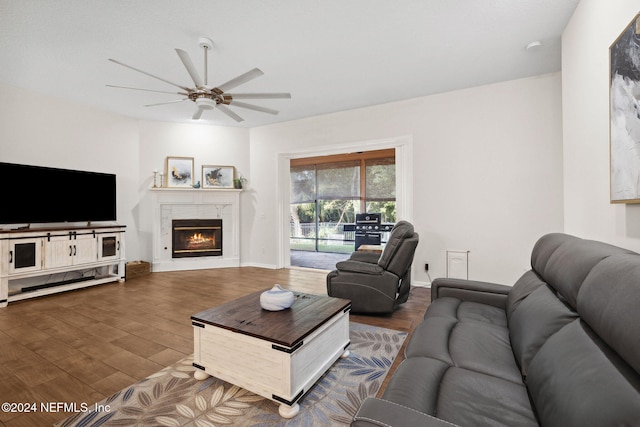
[166,156,194,188]
[202,165,235,188]
[610,13,640,203]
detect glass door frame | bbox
[278,136,414,269]
[290,149,395,256]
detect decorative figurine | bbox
[260,284,295,311]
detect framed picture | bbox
[202,165,235,188]
[610,13,640,203]
[165,156,194,188]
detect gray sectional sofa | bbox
[352,233,640,426]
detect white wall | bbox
[136,121,250,262]
[0,83,251,264]
[0,83,141,257]
[1,71,565,285]
[562,0,640,249]
[250,73,565,285]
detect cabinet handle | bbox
[69,245,73,256]
[9,250,13,264]
[117,241,120,251]
[73,245,77,256]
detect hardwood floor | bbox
[0,267,430,427]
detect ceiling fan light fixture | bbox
[196,97,216,110]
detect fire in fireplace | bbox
[172,219,222,258]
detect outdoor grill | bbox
[345,213,394,250]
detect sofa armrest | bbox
[349,251,381,264]
[335,260,385,275]
[352,398,460,427]
[431,278,511,309]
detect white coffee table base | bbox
[278,402,300,418]
[192,307,350,418]
[193,369,209,381]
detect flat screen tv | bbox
[0,162,117,225]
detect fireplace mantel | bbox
[150,188,241,272]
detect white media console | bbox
[0,224,125,308]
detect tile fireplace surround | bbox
[150,188,240,272]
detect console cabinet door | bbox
[44,233,97,269]
[98,233,122,261]
[8,238,42,274]
[44,235,74,269]
[73,234,98,265]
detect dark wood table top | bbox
[191,290,351,348]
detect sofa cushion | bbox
[424,296,507,326]
[505,270,546,321]
[530,232,573,275]
[384,234,418,278]
[381,357,450,415]
[508,284,578,378]
[436,368,538,427]
[382,360,538,427]
[527,320,640,426]
[404,316,456,364]
[577,253,640,374]
[456,300,507,327]
[407,297,521,384]
[354,398,461,427]
[447,320,521,384]
[378,220,414,271]
[531,233,634,308]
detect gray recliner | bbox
[326,220,419,314]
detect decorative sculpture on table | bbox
[260,284,294,311]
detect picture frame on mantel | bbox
[610,13,640,203]
[166,156,194,188]
[202,165,235,189]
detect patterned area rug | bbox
[57,322,406,426]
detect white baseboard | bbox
[411,280,431,288]
[153,257,239,272]
[240,262,278,269]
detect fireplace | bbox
[172,219,222,258]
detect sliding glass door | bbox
[290,149,395,255]
[290,161,360,253]
[365,156,396,222]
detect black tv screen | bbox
[0,162,116,225]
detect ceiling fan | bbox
[107,37,291,122]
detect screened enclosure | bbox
[290,149,396,254]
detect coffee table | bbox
[191,290,351,418]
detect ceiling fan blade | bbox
[175,49,204,88]
[144,99,189,107]
[106,84,189,96]
[108,58,191,91]
[230,100,279,115]
[227,93,291,100]
[192,107,204,120]
[217,104,244,122]
[216,68,264,93]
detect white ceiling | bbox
[0,0,580,128]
